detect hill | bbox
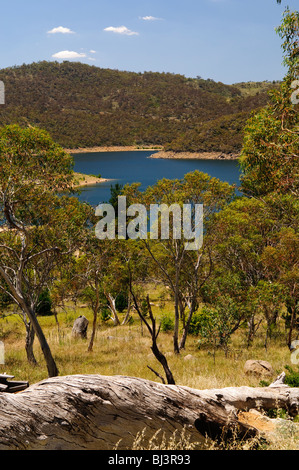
[0,61,278,152]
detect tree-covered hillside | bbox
[0,61,277,151]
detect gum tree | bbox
[208,194,298,348]
[0,125,91,377]
[240,8,299,197]
[123,171,235,354]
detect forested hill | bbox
[0,61,278,152]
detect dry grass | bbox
[0,303,293,387]
[0,301,298,450]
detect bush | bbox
[100,307,110,322]
[0,289,12,309]
[36,289,53,316]
[115,292,128,313]
[188,310,204,336]
[284,366,299,388]
[160,312,174,332]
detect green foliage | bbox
[240,9,299,198]
[276,8,299,76]
[36,289,53,316]
[266,408,289,420]
[100,307,111,322]
[188,311,203,336]
[197,304,239,349]
[284,366,299,388]
[0,280,13,310]
[160,312,174,332]
[195,308,220,348]
[115,292,128,313]
[109,183,124,209]
[188,310,214,337]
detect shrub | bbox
[284,365,299,388]
[100,307,110,322]
[160,312,174,332]
[36,289,53,316]
[188,310,204,336]
[115,292,128,313]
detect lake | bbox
[73,150,241,206]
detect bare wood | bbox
[0,374,298,450]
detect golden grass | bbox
[0,303,293,388]
[0,302,298,450]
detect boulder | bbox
[72,315,89,339]
[244,360,274,377]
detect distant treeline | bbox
[0,61,279,152]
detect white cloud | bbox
[89,50,97,53]
[140,16,161,21]
[52,50,86,59]
[47,26,75,34]
[104,26,139,36]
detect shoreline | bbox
[73,172,112,188]
[148,150,240,160]
[65,146,239,160]
[65,146,163,154]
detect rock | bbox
[244,360,274,377]
[72,315,89,339]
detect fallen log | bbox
[0,374,298,450]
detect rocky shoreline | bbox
[148,150,240,160]
[65,146,240,160]
[65,146,163,154]
[64,145,240,160]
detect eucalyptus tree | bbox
[207,194,298,348]
[0,124,91,377]
[240,8,299,198]
[71,236,129,352]
[123,170,235,354]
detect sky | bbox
[0,0,298,84]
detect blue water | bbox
[73,150,241,206]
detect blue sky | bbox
[0,0,298,84]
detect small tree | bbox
[73,237,112,352]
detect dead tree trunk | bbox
[0,374,298,450]
[105,293,121,326]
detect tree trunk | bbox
[173,267,180,355]
[0,267,59,378]
[179,301,196,351]
[288,304,297,349]
[0,374,298,450]
[247,315,262,348]
[25,321,37,366]
[121,294,132,325]
[26,307,59,377]
[106,293,121,326]
[88,285,100,352]
[88,307,98,352]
